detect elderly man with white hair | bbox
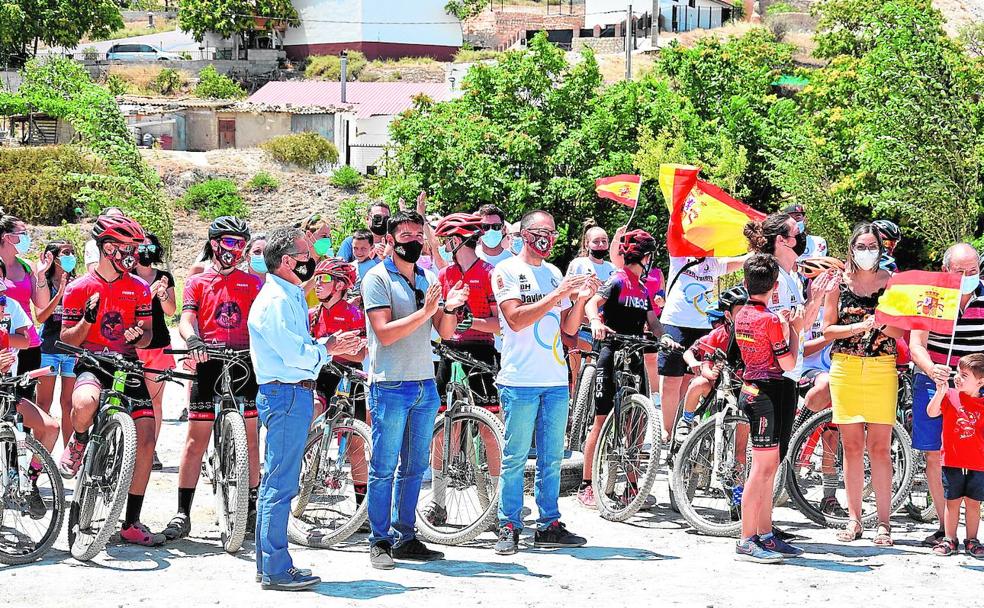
[909,242,984,548]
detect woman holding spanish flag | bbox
[822,223,905,546]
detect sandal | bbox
[964,538,984,559]
[836,519,863,542]
[872,522,893,546]
[933,537,957,556]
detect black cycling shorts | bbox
[659,325,709,377]
[16,346,41,400]
[739,377,796,457]
[435,342,499,412]
[74,358,154,420]
[316,362,367,420]
[594,344,646,417]
[189,358,258,422]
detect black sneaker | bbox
[162,513,191,541]
[26,485,46,520]
[819,496,848,518]
[922,528,946,547]
[495,524,520,555]
[392,538,444,562]
[152,451,163,471]
[533,521,586,548]
[370,541,395,570]
[771,526,802,542]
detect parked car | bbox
[106,43,182,62]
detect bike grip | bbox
[28,367,52,380]
[163,348,190,355]
[54,340,83,355]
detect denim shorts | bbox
[40,352,76,378]
[942,466,984,501]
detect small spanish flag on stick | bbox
[874,271,961,334]
[595,174,642,209]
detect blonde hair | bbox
[577,219,606,258]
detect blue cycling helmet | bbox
[706,308,726,324]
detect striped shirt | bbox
[926,288,984,368]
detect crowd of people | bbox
[4,195,984,589]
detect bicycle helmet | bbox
[313,258,357,287]
[872,219,901,242]
[435,213,484,239]
[208,216,250,240]
[91,215,145,245]
[619,229,657,263]
[705,307,726,324]
[717,285,748,312]
[798,256,845,279]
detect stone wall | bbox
[573,36,624,53]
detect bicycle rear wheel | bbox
[68,412,136,561]
[214,411,249,553]
[288,418,372,547]
[593,394,661,522]
[416,405,504,545]
[785,409,915,527]
[567,363,596,452]
[905,450,936,523]
[0,430,65,565]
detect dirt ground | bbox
[3,375,981,608]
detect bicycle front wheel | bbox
[593,394,661,522]
[214,411,249,553]
[0,430,65,565]
[288,418,372,547]
[416,405,504,545]
[69,412,136,561]
[905,450,936,523]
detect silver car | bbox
[106,43,182,62]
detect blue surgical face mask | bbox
[796,221,806,234]
[13,233,30,255]
[438,244,453,263]
[961,273,980,295]
[250,254,267,273]
[508,237,522,256]
[482,229,504,249]
[59,254,77,274]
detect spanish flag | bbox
[658,164,765,258]
[875,271,961,334]
[595,174,642,208]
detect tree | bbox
[0,0,122,65]
[177,0,298,44]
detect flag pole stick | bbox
[944,298,962,367]
[625,176,643,227]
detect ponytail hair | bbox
[577,219,599,258]
[744,212,792,255]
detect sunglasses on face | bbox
[481,222,503,231]
[853,244,879,252]
[138,244,157,254]
[107,245,136,256]
[219,237,247,250]
[527,229,559,239]
[316,274,335,285]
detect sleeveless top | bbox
[7,258,40,348]
[831,282,896,357]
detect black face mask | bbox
[589,248,607,261]
[292,257,315,281]
[138,252,156,267]
[393,239,424,264]
[793,233,807,257]
[369,215,389,236]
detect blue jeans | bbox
[254,382,314,578]
[497,384,569,530]
[367,379,440,547]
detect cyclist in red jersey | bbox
[58,215,164,546]
[162,217,263,541]
[310,257,367,410]
[423,213,502,526]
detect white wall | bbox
[585,0,647,29]
[283,0,462,48]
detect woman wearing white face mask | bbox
[823,222,905,546]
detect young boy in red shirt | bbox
[927,352,984,558]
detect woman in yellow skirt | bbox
[823,223,904,545]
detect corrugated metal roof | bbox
[246,81,450,118]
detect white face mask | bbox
[853,249,879,271]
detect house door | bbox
[218,119,236,149]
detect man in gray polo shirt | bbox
[361,210,469,570]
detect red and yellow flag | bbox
[875,271,961,333]
[658,164,765,258]
[595,174,642,208]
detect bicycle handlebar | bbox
[0,366,53,388]
[431,341,498,375]
[165,345,250,362]
[56,341,196,383]
[323,359,369,383]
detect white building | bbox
[585,0,735,32]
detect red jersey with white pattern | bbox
[941,389,984,471]
[439,259,496,345]
[62,271,152,357]
[734,301,789,381]
[182,268,261,350]
[309,300,365,339]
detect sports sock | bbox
[177,487,196,515]
[123,493,144,528]
[822,474,838,499]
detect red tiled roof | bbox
[246,81,450,118]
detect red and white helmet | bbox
[91,215,145,245]
[619,229,657,262]
[313,258,357,286]
[435,213,484,240]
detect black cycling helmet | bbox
[208,216,250,240]
[872,219,901,242]
[718,285,748,313]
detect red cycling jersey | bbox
[309,299,365,338]
[941,389,984,471]
[734,301,789,381]
[63,271,152,357]
[690,325,731,360]
[439,259,496,345]
[182,268,261,350]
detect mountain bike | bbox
[56,341,194,561]
[0,367,64,565]
[416,341,504,545]
[567,345,599,453]
[288,359,372,548]
[166,345,254,553]
[591,333,672,522]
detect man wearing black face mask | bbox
[361,210,470,569]
[339,202,392,263]
[783,204,829,261]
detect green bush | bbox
[305,51,367,80]
[193,65,246,100]
[0,146,102,224]
[152,67,182,95]
[106,73,130,96]
[766,1,796,15]
[180,178,248,220]
[452,48,502,63]
[245,171,280,192]
[48,220,87,269]
[329,165,363,189]
[330,197,368,246]
[261,132,339,171]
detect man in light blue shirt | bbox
[248,226,363,591]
